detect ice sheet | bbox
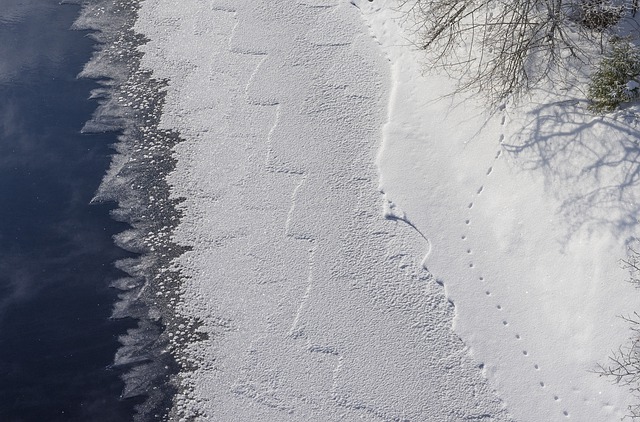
[134,0,512,420]
[128,0,640,419]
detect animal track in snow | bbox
[456,109,570,418]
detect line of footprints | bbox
[462,111,569,418]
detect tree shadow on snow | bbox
[502,97,640,245]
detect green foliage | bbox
[579,0,623,31]
[588,40,640,112]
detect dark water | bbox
[0,1,140,420]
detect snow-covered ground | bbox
[361,1,640,420]
[133,0,640,420]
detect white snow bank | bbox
[360,1,640,420]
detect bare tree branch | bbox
[400,0,638,105]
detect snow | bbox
[361,1,640,420]
[132,0,640,420]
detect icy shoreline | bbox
[75,1,189,419]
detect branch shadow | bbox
[502,97,640,245]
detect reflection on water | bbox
[0,0,42,25]
[0,1,139,421]
[0,1,70,86]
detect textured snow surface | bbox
[135,0,511,420]
[134,0,640,420]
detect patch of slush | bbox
[360,0,640,420]
[134,0,513,420]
